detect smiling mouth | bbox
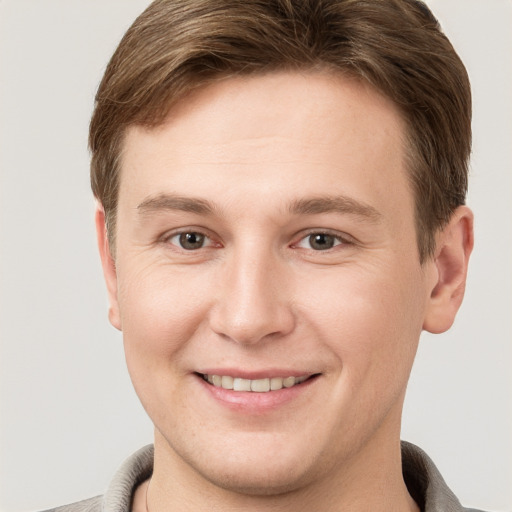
[199,373,316,392]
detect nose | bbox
[208,246,295,346]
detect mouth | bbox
[198,373,316,392]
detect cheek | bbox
[115,262,219,427]
[116,261,212,380]
[300,264,425,381]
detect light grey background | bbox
[0,1,510,511]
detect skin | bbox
[97,71,473,511]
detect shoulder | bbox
[39,495,102,512]
[401,441,489,512]
[38,445,154,512]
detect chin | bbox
[195,457,316,497]
[163,428,324,497]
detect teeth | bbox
[270,377,283,390]
[203,374,309,392]
[221,375,234,389]
[251,378,270,392]
[233,378,251,391]
[283,376,296,388]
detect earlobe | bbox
[423,206,474,334]
[95,204,122,331]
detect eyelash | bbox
[162,229,352,252]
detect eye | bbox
[296,232,344,251]
[168,231,211,250]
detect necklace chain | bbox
[145,478,151,512]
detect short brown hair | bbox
[89,0,471,262]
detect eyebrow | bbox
[137,193,381,222]
[289,195,381,221]
[137,194,216,216]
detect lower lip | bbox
[196,374,318,413]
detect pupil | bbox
[179,232,204,250]
[310,233,334,250]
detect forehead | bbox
[119,71,411,220]
[126,70,405,151]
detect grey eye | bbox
[308,233,337,250]
[177,232,206,250]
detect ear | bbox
[95,203,122,331]
[423,206,474,334]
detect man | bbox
[49,0,482,510]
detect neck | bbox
[141,428,419,512]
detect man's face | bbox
[105,72,439,493]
